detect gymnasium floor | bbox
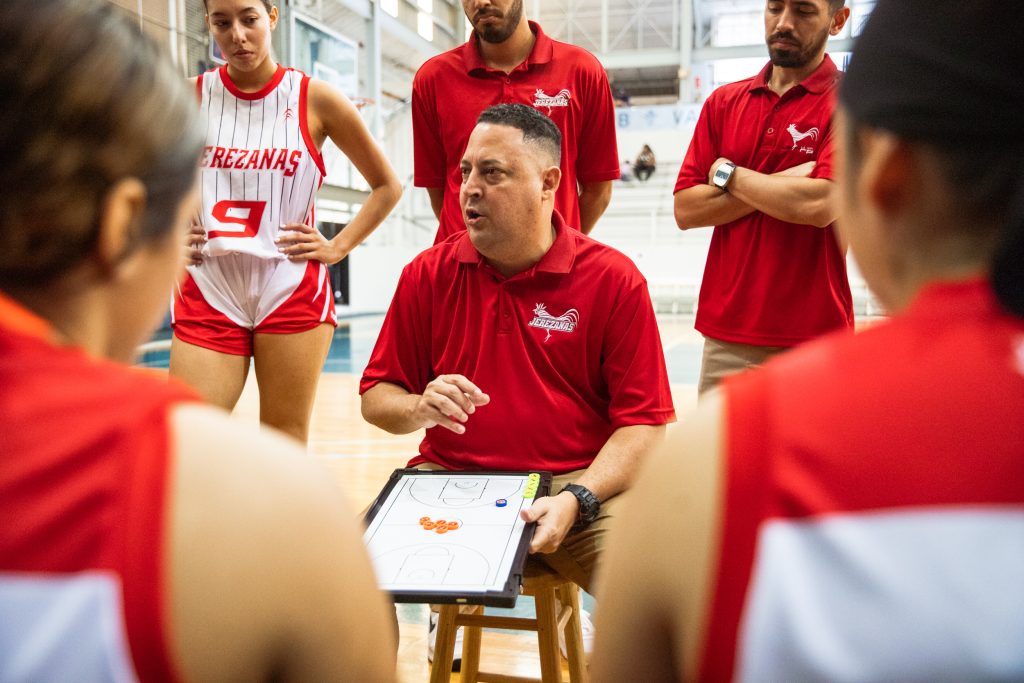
[143,314,703,681]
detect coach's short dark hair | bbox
[828,0,846,12]
[477,104,562,166]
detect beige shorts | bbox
[698,335,789,397]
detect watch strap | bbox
[559,483,601,531]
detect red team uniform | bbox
[412,22,620,242]
[173,65,336,356]
[675,56,853,347]
[0,292,196,682]
[703,279,1024,681]
[360,213,676,473]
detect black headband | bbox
[842,0,1024,318]
[840,0,1024,145]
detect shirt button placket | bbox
[499,288,513,334]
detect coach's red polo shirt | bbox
[412,21,620,243]
[360,212,675,474]
[675,55,853,347]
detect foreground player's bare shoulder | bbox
[166,403,397,682]
[592,392,726,683]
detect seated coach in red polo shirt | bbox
[361,103,676,593]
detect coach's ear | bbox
[94,178,146,275]
[541,165,561,200]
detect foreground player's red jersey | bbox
[0,292,198,682]
[704,279,1024,681]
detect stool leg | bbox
[534,587,563,683]
[558,585,589,683]
[430,606,459,683]
[461,604,483,683]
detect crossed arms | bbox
[674,158,838,230]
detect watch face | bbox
[714,166,730,186]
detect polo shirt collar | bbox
[461,20,553,74]
[536,211,575,273]
[749,53,838,95]
[454,210,577,275]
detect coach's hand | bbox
[186,219,205,266]
[276,223,351,265]
[521,492,578,554]
[412,374,490,435]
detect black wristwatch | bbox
[560,483,601,532]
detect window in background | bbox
[711,57,765,89]
[711,11,762,48]
[417,0,433,41]
[851,1,876,36]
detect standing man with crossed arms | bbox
[413,0,620,242]
[675,0,853,395]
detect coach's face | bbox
[462,0,524,44]
[764,0,848,68]
[460,123,559,271]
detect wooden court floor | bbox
[222,320,700,682]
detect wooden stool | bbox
[429,563,589,683]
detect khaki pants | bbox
[412,463,622,594]
[698,335,788,397]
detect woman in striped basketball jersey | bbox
[171,0,402,443]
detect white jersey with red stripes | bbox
[176,65,334,334]
[196,64,325,259]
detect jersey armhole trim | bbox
[697,372,774,682]
[298,75,328,177]
[195,73,203,104]
[120,400,186,683]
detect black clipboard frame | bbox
[363,468,553,607]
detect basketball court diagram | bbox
[363,471,546,600]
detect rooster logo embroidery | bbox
[787,124,819,151]
[528,303,579,342]
[533,88,571,110]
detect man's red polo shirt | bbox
[675,55,853,347]
[412,21,620,243]
[359,212,675,474]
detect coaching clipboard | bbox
[362,468,552,607]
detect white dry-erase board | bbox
[363,469,552,607]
